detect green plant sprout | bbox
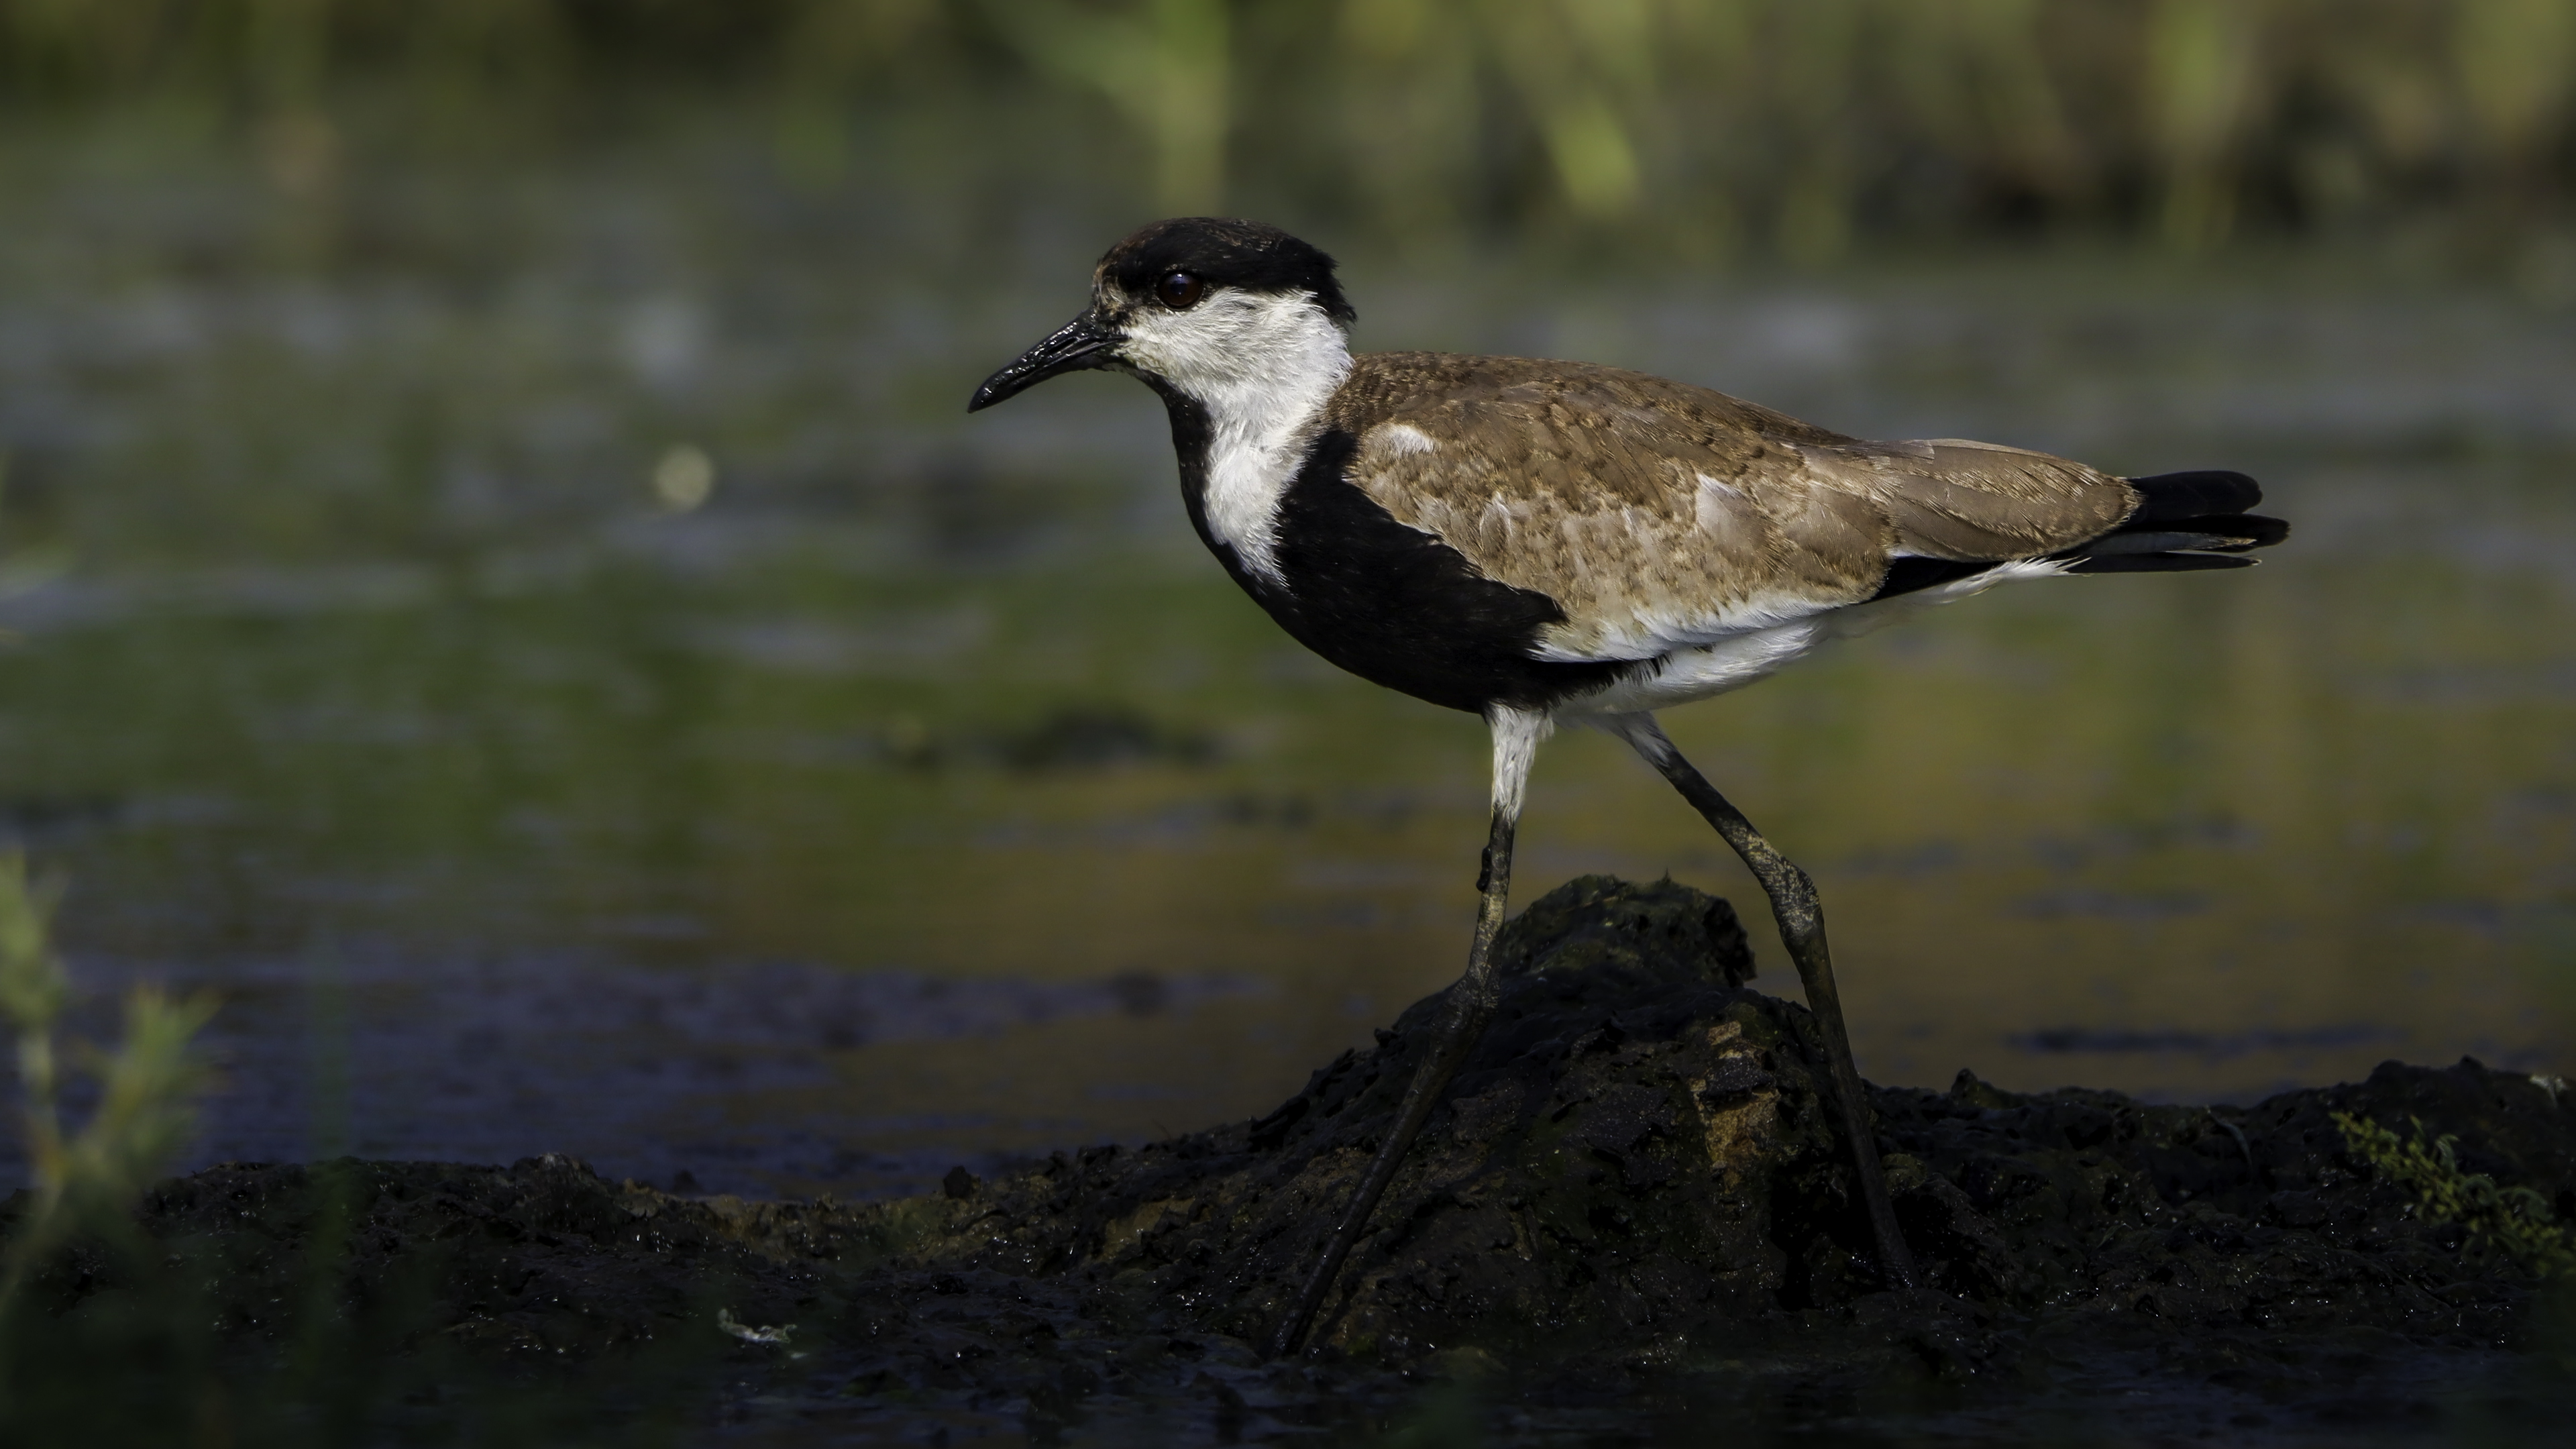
[0,853,217,1313]
[2334,1110,2576,1279]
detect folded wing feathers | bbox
[1330,354,2263,664]
[1794,440,2135,561]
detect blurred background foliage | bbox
[0,0,2572,264]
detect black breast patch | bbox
[1230,427,1626,714]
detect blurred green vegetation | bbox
[3,0,2573,260]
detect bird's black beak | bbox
[967,311,1119,412]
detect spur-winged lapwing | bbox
[969,218,2288,1354]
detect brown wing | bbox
[1325,352,2137,661]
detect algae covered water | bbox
[3,119,2574,1201]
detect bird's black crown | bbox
[1097,218,1355,326]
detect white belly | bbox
[1558,620,1831,717]
[1555,557,2070,719]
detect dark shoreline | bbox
[8,876,2573,1446]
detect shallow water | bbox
[3,121,2573,1198]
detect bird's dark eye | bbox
[1156,271,1205,309]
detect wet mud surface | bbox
[11,877,2575,1444]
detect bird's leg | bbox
[1266,706,1548,1358]
[1606,713,1919,1291]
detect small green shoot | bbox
[0,853,218,1313]
[2334,1110,2576,1279]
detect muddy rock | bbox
[902,873,1857,1357]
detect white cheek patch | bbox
[1120,289,1352,586]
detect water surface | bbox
[4,125,2572,1197]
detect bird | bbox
[967,217,2287,1355]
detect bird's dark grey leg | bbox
[1606,712,1919,1291]
[1267,706,1548,1358]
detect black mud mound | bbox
[9,877,2574,1445]
[923,871,1829,1358]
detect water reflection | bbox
[1,138,2571,1198]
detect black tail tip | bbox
[2145,511,2291,550]
[2127,469,2262,521]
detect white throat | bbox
[1120,290,1352,586]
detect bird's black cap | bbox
[1097,217,1355,326]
